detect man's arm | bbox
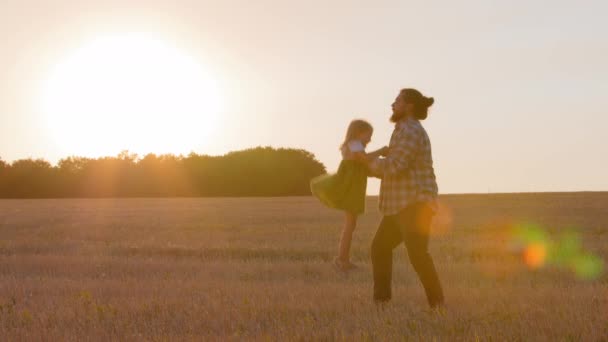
[371,126,420,175]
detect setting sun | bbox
[38,33,222,157]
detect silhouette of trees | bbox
[0,147,326,198]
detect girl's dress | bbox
[310,140,368,214]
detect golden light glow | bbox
[524,243,547,269]
[430,200,454,236]
[39,33,222,157]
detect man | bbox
[368,88,444,308]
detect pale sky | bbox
[1,0,607,194]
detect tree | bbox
[0,147,327,198]
[4,158,55,197]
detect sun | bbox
[39,33,223,158]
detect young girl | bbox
[311,119,388,271]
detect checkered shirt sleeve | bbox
[370,118,438,215]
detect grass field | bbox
[0,193,607,340]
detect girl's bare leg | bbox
[338,212,357,263]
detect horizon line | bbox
[1,190,607,200]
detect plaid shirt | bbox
[370,117,438,215]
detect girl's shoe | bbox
[345,261,359,270]
[333,257,356,272]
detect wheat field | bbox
[0,193,607,340]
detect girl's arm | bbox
[366,146,389,159]
[351,146,388,164]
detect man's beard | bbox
[390,110,405,123]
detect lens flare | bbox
[523,243,547,269]
[571,254,603,280]
[475,217,523,279]
[430,200,454,236]
[510,223,604,280]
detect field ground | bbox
[1,193,607,340]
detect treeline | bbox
[0,147,326,198]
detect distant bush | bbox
[0,147,326,198]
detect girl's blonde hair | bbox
[341,119,373,149]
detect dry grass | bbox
[0,193,607,340]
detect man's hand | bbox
[379,146,390,157]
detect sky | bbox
[1,0,607,194]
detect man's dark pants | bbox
[371,202,444,307]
